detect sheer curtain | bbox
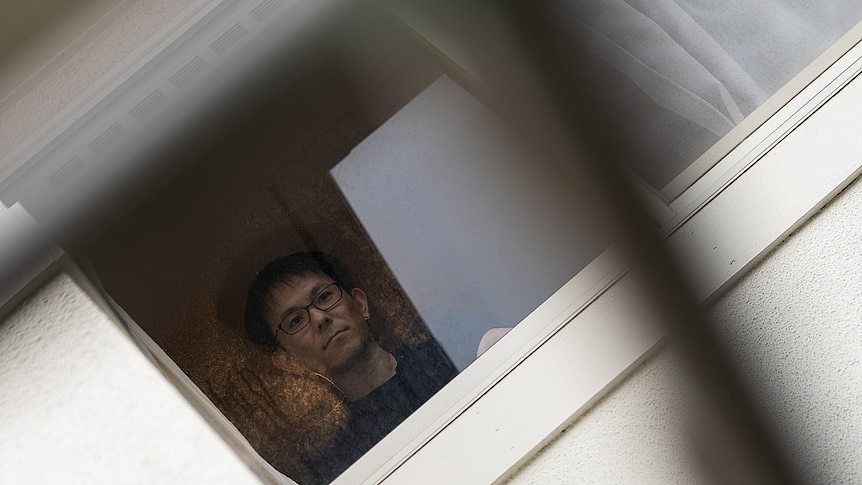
[550,0,862,189]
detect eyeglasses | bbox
[276,283,344,336]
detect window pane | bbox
[331,76,604,370]
[545,0,862,192]
[82,21,606,483]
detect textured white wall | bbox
[509,175,862,484]
[0,274,260,484]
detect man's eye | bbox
[316,289,333,304]
[287,314,305,330]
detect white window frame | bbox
[2,1,862,483]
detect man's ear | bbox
[271,348,291,372]
[351,287,370,320]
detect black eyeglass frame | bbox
[275,283,344,336]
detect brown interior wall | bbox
[83,17,442,483]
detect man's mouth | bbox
[324,329,348,350]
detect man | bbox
[244,251,456,484]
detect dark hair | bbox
[244,251,357,351]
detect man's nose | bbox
[308,306,330,328]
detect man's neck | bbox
[330,343,397,402]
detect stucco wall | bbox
[509,175,862,484]
[0,273,260,484]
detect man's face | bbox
[266,272,374,376]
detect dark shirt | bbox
[301,338,457,484]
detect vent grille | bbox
[210,23,248,55]
[129,89,168,122]
[170,56,208,88]
[48,156,86,187]
[250,0,284,22]
[88,123,127,155]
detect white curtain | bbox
[550,0,862,188]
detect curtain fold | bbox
[548,0,862,188]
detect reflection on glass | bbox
[244,251,457,484]
[77,3,862,482]
[88,71,604,484]
[546,0,862,191]
[332,76,603,370]
[244,76,602,482]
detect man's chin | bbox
[326,336,374,376]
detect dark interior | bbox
[79,10,445,483]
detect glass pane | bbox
[82,19,607,484]
[545,0,862,192]
[331,76,603,370]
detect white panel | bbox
[0,274,262,484]
[331,76,604,370]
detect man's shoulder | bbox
[392,336,457,389]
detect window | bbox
[76,38,608,485]
[3,1,862,483]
